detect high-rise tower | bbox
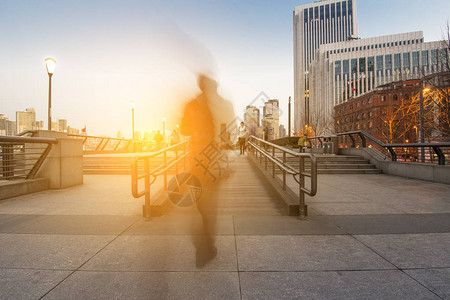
[293,0,358,132]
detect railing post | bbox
[432,146,445,165]
[164,151,167,190]
[272,147,275,178]
[358,132,366,147]
[282,152,286,190]
[349,134,356,148]
[387,146,397,161]
[298,155,307,219]
[143,158,151,220]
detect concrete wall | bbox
[34,130,83,189]
[339,148,450,185]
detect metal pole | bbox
[298,156,307,219]
[132,108,135,152]
[163,121,165,144]
[47,74,52,130]
[419,89,425,163]
[143,158,151,220]
[288,96,291,137]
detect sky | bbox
[0,0,449,137]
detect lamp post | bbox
[45,58,56,130]
[162,117,166,144]
[288,96,291,137]
[131,102,135,152]
[419,87,430,162]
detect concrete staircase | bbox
[83,154,178,175]
[275,154,382,174]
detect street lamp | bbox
[162,117,166,144]
[419,87,431,162]
[131,102,135,152]
[45,58,56,130]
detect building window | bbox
[395,42,398,46]
[394,53,401,70]
[335,60,341,77]
[343,59,349,75]
[403,52,410,70]
[376,55,383,71]
[368,98,372,104]
[369,121,373,128]
[422,50,429,66]
[369,111,373,117]
[356,102,360,108]
[371,45,374,49]
[412,39,415,44]
[359,57,366,73]
[362,100,365,106]
[393,94,398,100]
[431,49,438,66]
[362,113,365,120]
[368,56,374,72]
[383,43,386,47]
[381,95,386,102]
[404,94,409,100]
[412,51,419,67]
[351,59,357,75]
[385,54,392,70]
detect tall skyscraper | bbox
[293,0,358,132]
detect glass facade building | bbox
[307,30,446,133]
[294,0,358,131]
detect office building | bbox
[262,99,280,140]
[309,32,445,132]
[244,105,260,137]
[16,108,36,134]
[294,0,358,131]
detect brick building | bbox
[334,79,421,145]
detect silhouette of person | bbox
[180,74,220,268]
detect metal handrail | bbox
[131,140,190,219]
[309,130,450,165]
[247,135,317,219]
[0,135,57,180]
[68,133,155,153]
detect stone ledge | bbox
[0,178,49,200]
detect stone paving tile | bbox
[44,271,240,299]
[81,235,237,272]
[356,233,450,269]
[233,215,345,235]
[236,235,394,271]
[124,215,234,236]
[308,202,406,215]
[11,215,139,235]
[0,214,49,233]
[0,269,71,300]
[405,268,450,299]
[0,234,114,269]
[326,214,450,235]
[239,270,440,299]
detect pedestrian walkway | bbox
[0,157,449,299]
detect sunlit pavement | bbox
[0,166,449,299]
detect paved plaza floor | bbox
[0,160,449,299]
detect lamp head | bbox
[162,117,166,122]
[130,102,136,109]
[45,58,56,75]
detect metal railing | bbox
[18,131,156,154]
[0,135,57,180]
[131,140,190,219]
[68,134,155,153]
[247,136,317,219]
[309,130,450,165]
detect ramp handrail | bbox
[0,135,57,180]
[247,135,317,219]
[309,130,450,165]
[131,140,190,219]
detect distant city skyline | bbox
[1,0,449,137]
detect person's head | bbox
[197,73,218,94]
[240,122,244,127]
